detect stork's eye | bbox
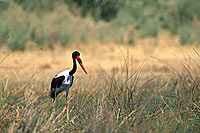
[77,56,80,59]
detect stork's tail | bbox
[49,88,56,99]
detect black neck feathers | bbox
[69,58,77,75]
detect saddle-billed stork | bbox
[50,51,87,108]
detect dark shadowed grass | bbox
[0,50,200,132]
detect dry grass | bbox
[0,39,200,132]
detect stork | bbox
[50,51,87,109]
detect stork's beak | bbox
[77,56,87,74]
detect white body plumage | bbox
[55,70,72,84]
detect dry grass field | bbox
[0,35,200,132]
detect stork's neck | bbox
[69,58,77,75]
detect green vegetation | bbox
[0,0,200,50]
[0,55,200,132]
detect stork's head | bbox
[72,51,87,74]
[72,51,80,59]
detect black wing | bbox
[51,75,65,89]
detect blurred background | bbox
[0,0,200,50]
[1,0,200,79]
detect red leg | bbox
[51,99,56,112]
[51,99,55,106]
[65,103,68,110]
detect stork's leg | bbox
[52,87,64,108]
[51,98,55,107]
[50,89,56,109]
[65,87,70,109]
[65,87,70,120]
[51,94,56,112]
